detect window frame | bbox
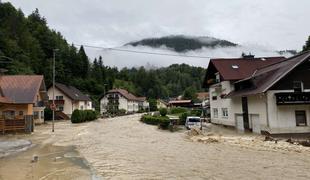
[213,108,218,118]
[222,108,228,118]
[295,110,307,126]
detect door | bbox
[236,114,244,131]
[242,97,250,130]
[251,114,261,134]
[295,111,307,126]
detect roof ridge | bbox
[254,51,310,71]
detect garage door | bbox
[236,114,244,131]
[251,114,260,134]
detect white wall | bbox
[47,87,73,115]
[100,93,141,114]
[209,81,235,126]
[48,87,93,115]
[266,90,310,133]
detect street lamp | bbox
[52,49,59,132]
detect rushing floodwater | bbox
[21,114,310,179]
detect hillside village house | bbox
[157,99,169,109]
[0,75,47,133]
[100,89,149,114]
[204,52,310,135]
[47,83,92,118]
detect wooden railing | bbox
[0,117,32,134]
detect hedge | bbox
[141,115,170,129]
[170,107,188,114]
[71,109,97,123]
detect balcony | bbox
[48,100,65,105]
[275,92,310,105]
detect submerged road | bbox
[1,114,310,179]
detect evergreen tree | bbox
[303,35,310,52]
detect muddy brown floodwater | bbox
[1,114,310,180]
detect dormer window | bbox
[231,65,239,69]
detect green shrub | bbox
[71,109,97,123]
[117,109,127,116]
[179,112,188,125]
[71,109,81,123]
[44,108,53,121]
[141,115,169,126]
[159,108,168,116]
[170,107,188,114]
[190,109,202,117]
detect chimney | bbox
[241,52,255,59]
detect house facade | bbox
[47,83,92,117]
[203,53,310,135]
[157,99,168,109]
[100,89,149,114]
[0,75,47,126]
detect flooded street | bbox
[1,114,310,179]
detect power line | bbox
[76,44,214,59]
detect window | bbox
[213,108,218,118]
[4,110,15,120]
[293,81,304,92]
[56,96,63,100]
[222,108,228,118]
[231,65,239,69]
[33,111,39,119]
[296,110,307,126]
[19,111,24,116]
[80,105,84,110]
[58,106,64,111]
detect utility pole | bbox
[52,49,59,132]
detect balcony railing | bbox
[275,92,310,105]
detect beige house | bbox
[157,99,168,109]
[0,75,47,127]
[47,83,92,117]
[205,52,310,135]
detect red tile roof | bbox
[209,56,286,80]
[0,75,45,104]
[227,51,310,97]
[196,92,209,101]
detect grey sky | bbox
[4,0,310,68]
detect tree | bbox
[302,35,310,52]
[183,87,197,101]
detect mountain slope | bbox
[125,35,238,52]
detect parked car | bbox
[185,116,201,130]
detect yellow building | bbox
[0,75,47,133]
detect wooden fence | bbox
[0,116,33,134]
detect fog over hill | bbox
[86,35,296,69]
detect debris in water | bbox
[31,155,39,163]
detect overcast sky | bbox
[4,0,310,68]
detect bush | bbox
[179,112,188,125]
[71,109,81,123]
[190,109,202,117]
[141,115,170,128]
[71,109,97,123]
[44,108,53,121]
[170,107,188,114]
[159,108,168,116]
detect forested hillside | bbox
[126,35,238,52]
[0,2,206,107]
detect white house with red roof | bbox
[100,89,149,114]
[205,52,310,135]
